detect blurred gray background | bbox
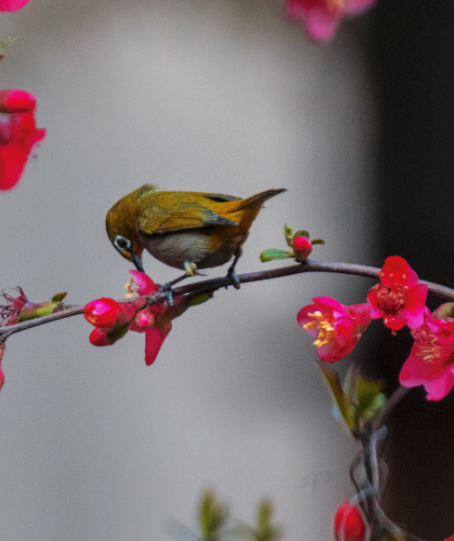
[0,1,376,539]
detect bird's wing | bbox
[137,200,238,235]
[200,192,242,203]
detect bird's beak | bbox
[132,253,145,273]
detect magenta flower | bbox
[367,256,428,331]
[285,0,377,43]
[292,235,312,262]
[334,502,365,541]
[0,108,46,191]
[0,0,31,11]
[0,89,37,114]
[0,343,5,391]
[297,297,371,363]
[400,308,454,401]
[84,271,175,366]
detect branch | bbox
[2,259,454,338]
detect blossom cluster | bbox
[84,271,174,367]
[298,256,454,401]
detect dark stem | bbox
[2,259,454,338]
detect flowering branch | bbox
[2,259,454,339]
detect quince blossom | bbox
[84,271,183,366]
[334,502,365,541]
[400,308,454,401]
[367,256,427,331]
[285,0,377,43]
[297,297,371,363]
[0,94,46,190]
[0,0,31,11]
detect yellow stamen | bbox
[303,311,336,347]
[124,278,136,299]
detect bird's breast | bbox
[138,229,241,270]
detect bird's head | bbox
[106,185,158,273]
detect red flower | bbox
[297,297,371,363]
[0,89,36,114]
[0,0,31,11]
[399,308,454,401]
[293,235,312,262]
[84,298,122,328]
[285,0,377,43]
[334,502,365,541]
[0,108,46,190]
[84,271,173,366]
[367,256,428,331]
[0,343,5,391]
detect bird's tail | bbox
[238,188,287,210]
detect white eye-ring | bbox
[114,235,132,252]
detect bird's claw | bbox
[227,270,241,290]
[159,283,175,306]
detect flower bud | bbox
[333,502,365,541]
[293,235,312,262]
[84,298,121,328]
[0,89,36,113]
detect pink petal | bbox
[144,324,171,366]
[0,0,31,11]
[0,112,46,191]
[424,371,454,401]
[344,0,377,16]
[381,256,419,288]
[304,7,341,42]
[383,316,408,331]
[129,270,158,295]
[312,296,346,315]
[0,89,36,114]
[401,284,428,328]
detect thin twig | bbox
[1,259,454,338]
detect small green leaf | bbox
[318,362,357,434]
[360,392,386,422]
[311,238,325,245]
[260,249,292,262]
[0,34,15,58]
[284,224,293,248]
[292,230,310,240]
[198,490,228,541]
[356,377,383,414]
[189,293,211,307]
[51,292,67,304]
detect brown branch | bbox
[1,259,454,338]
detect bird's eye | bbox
[114,235,132,252]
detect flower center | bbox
[413,329,440,364]
[372,283,406,316]
[303,311,336,347]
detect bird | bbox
[106,184,286,291]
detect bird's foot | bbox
[226,269,241,290]
[160,262,200,305]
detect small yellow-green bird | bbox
[106,185,286,285]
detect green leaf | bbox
[356,377,383,414]
[51,292,67,304]
[260,249,292,262]
[0,34,15,58]
[292,230,310,240]
[198,490,228,541]
[318,362,357,434]
[284,224,293,248]
[311,238,325,245]
[360,392,386,422]
[189,293,211,307]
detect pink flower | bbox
[0,109,46,190]
[297,297,371,363]
[293,235,312,262]
[367,256,428,331]
[0,90,36,114]
[0,343,5,391]
[0,0,31,11]
[333,502,365,541]
[84,298,122,328]
[285,0,377,43]
[399,308,454,401]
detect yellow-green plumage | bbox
[106,185,286,272]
